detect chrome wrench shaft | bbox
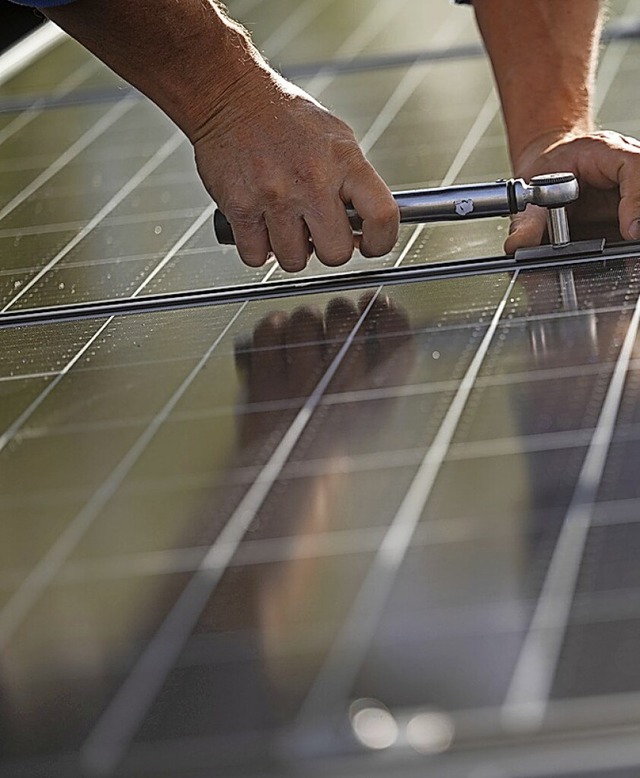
[213,173,579,244]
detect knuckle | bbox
[306,180,333,205]
[332,136,365,164]
[224,200,261,229]
[233,175,292,213]
[293,161,330,190]
[261,164,330,207]
[261,181,289,208]
[369,197,400,226]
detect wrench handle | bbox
[214,179,528,245]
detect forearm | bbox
[44,0,273,142]
[41,0,401,269]
[473,0,604,166]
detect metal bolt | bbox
[529,173,576,247]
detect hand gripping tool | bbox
[213,172,579,249]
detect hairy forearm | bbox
[44,0,272,142]
[473,0,604,166]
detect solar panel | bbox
[2,1,640,776]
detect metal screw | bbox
[529,173,576,247]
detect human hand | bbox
[505,130,640,253]
[194,71,399,272]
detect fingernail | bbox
[630,220,640,240]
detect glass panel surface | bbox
[2,1,640,777]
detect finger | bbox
[234,333,253,389]
[232,218,272,268]
[617,157,640,240]
[285,306,326,394]
[324,297,359,363]
[342,162,399,258]
[325,297,359,346]
[355,293,415,389]
[304,198,355,267]
[250,311,288,402]
[357,290,381,314]
[374,300,415,385]
[504,205,547,254]
[567,188,622,242]
[324,297,367,391]
[568,187,619,224]
[552,134,640,239]
[265,212,313,272]
[369,295,411,357]
[358,293,405,370]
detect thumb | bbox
[504,204,547,254]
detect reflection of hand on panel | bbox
[229,295,416,697]
[235,294,416,462]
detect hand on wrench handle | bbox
[214,173,579,249]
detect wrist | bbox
[508,111,595,171]
[159,16,274,143]
[188,62,295,146]
[511,123,594,176]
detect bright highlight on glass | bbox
[406,711,455,754]
[350,699,399,751]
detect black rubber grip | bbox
[214,209,236,244]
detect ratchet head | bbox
[527,172,579,208]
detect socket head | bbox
[529,172,579,208]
